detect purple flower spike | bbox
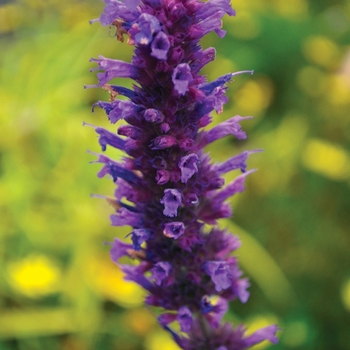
[163,222,185,239]
[204,261,232,292]
[88,0,279,348]
[177,307,193,333]
[160,189,182,217]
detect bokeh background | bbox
[0,0,350,349]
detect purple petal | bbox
[160,123,170,133]
[216,233,241,258]
[169,46,185,65]
[189,12,224,40]
[191,47,216,73]
[97,160,140,185]
[124,0,140,10]
[200,295,214,314]
[131,228,152,250]
[163,222,185,239]
[214,169,256,203]
[196,0,236,20]
[90,56,139,85]
[95,127,126,152]
[160,189,182,217]
[156,170,170,185]
[130,13,160,45]
[234,278,250,303]
[179,153,199,183]
[177,306,193,332]
[172,63,193,95]
[243,325,279,346]
[197,116,252,149]
[208,298,228,328]
[110,208,143,227]
[99,0,139,25]
[121,264,153,291]
[143,108,165,123]
[151,31,171,60]
[149,135,177,150]
[118,125,143,139]
[204,261,232,292]
[216,150,262,174]
[110,238,133,263]
[93,100,140,124]
[158,313,177,327]
[199,73,234,95]
[151,261,172,286]
[184,193,199,206]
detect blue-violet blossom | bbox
[87,0,279,349]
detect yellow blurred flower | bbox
[303,36,341,69]
[233,76,274,120]
[6,254,62,297]
[87,255,144,308]
[302,138,350,181]
[341,278,350,312]
[145,330,181,350]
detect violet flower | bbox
[87,0,278,348]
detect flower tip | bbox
[90,193,105,198]
[86,150,101,162]
[84,84,98,89]
[250,148,264,154]
[82,121,96,128]
[247,168,258,176]
[89,18,100,25]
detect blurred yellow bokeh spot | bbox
[145,330,181,350]
[303,36,340,68]
[326,74,350,106]
[0,5,22,33]
[87,255,145,308]
[227,11,260,39]
[272,0,308,19]
[6,254,62,297]
[302,138,350,181]
[341,279,350,312]
[233,77,274,118]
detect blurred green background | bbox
[0,0,349,349]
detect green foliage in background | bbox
[0,0,349,349]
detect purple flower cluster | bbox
[87,0,278,349]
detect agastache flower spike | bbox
[87,0,279,349]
